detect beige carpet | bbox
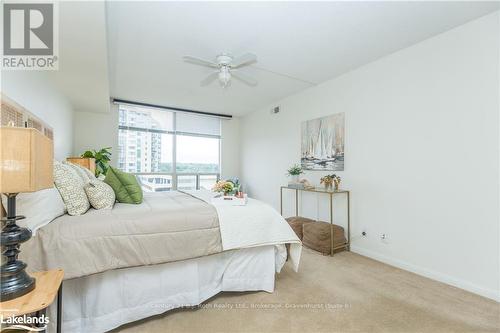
[114,248,499,333]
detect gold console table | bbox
[280,186,351,256]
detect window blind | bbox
[175,112,221,137]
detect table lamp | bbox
[0,127,53,301]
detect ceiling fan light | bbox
[218,67,231,86]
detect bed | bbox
[19,190,301,332]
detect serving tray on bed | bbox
[211,194,248,206]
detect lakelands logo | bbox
[2,2,59,70]
[1,313,49,332]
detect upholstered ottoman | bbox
[302,221,347,255]
[285,216,314,240]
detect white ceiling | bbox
[55,1,500,116]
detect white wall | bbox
[240,12,500,300]
[1,72,74,160]
[73,105,240,177]
[73,105,119,166]
[221,117,240,179]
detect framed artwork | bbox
[301,113,345,171]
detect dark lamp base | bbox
[1,269,35,301]
[1,193,36,301]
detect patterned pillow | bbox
[53,161,90,216]
[63,161,92,184]
[78,164,97,180]
[84,180,115,210]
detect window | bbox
[118,104,220,192]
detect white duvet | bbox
[185,190,302,272]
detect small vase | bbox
[334,180,340,191]
[324,183,332,190]
[291,175,299,183]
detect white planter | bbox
[290,175,300,183]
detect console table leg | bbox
[347,192,351,251]
[295,189,298,217]
[280,187,283,215]
[330,193,334,256]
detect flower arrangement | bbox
[212,180,234,195]
[320,174,341,190]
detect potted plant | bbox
[212,180,234,196]
[320,174,341,190]
[228,177,241,195]
[81,147,112,177]
[286,164,304,183]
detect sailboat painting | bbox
[301,113,345,171]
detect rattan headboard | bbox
[0,93,53,139]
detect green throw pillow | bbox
[104,167,143,204]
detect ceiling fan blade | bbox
[232,71,258,86]
[183,55,219,68]
[200,72,219,86]
[232,53,257,68]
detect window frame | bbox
[118,106,221,191]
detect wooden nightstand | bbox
[0,269,64,333]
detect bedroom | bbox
[0,1,499,332]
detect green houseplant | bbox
[81,147,112,177]
[286,164,304,183]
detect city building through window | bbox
[118,104,220,192]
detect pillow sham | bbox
[1,187,66,233]
[53,161,90,215]
[84,179,115,210]
[76,163,97,180]
[104,167,143,204]
[63,161,93,183]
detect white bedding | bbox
[184,190,302,272]
[39,190,300,332]
[49,245,284,333]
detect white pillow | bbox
[84,179,115,210]
[53,161,90,216]
[1,187,66,234]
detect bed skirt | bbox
[48,246,281,333]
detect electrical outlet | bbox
[381,233,389,243]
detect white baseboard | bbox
[350,245,499,302]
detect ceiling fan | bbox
[183,53,258,88]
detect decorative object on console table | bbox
[286,164,304,188]
[0,127,54,301]
[320,174,341,191]
[66,157,96,175]
[0,269,64,333]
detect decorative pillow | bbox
[104,167,143,204]
[1,187,65,233]
[78,164,97,180]
[53,161,90,215]
[63,161,92,184]
[84,179,115,210]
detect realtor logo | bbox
[2,2,59,70]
